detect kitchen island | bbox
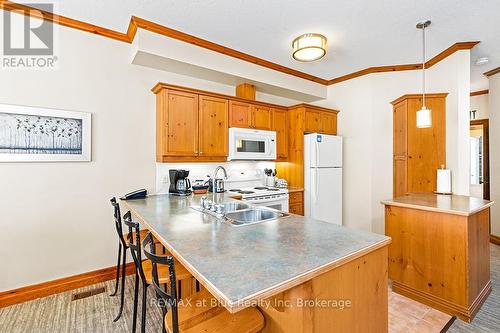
[382,193,493,322]
[123,194,391,332]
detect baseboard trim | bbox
[440,316,456,333]
[0,262,135,308]
[392,280,492,322]
[491,234,500,246]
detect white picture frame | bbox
[0,104,91,162]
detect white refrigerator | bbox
[304,133,342,225]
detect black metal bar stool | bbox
[124,212,193,333]
[110,197,148,321]
[142,232,265,333]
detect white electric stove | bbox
[226,186,289,212]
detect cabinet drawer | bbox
[289,203,304,215]
[288,191,303,205]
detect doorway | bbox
[470,119,490,200]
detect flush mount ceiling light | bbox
[292,33,327,62]
[475,57,489,66]
[416,20,432,129]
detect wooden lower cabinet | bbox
[385,205,491,322]
[259,246,388,333]
[289,191,304,215]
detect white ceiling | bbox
[36,0,500,90]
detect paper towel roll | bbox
[436,169,452,194]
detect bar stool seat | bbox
[125,229,149,246]
[142,259,192,283]
[164,289,264,333]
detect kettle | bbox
[208,178,225,193]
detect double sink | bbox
[193,200,289,227]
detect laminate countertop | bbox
[122,194,390,313]
[381,193,494,216]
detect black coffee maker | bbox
[169,169,192,196]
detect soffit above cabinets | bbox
[131,30,328,102]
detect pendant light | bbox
[416,20,432,128]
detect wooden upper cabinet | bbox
[199,95,228,157]
[153,83,340,164]
[391,94,447,196]
[272,109,288,159]
[305,110,321,132]
[229,101,272,129]
[320,112,337,134]
[229,100,252,128]
[304,110,337,134]
[160,90,199,156]
[252,105,272,130]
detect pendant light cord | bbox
[422,24,426,109]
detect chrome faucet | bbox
[211,166,228,191]
[213,165,228,181]
[211,166,228,203]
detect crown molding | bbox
[0,1,480,87]
[390,93,449,106]
[329,41,480,85]
[0,1,329,85]
[484,67,500,77]
[470,90,489,96]
[328,64,423,84]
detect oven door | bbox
[228,128,276,160]
[243,195,289,213]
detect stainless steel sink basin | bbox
[221,201,251,212]
[191,200,287,227]
[224,208,288,226]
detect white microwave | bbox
[228,128,276,160]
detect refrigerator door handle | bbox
[315,141,319,167]
[315,142,319,200]
[316,169,320,200]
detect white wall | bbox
[313,51,471,233]
[470,94,489,120]
[489,73,500,236]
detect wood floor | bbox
[0,244,497,333]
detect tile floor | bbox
[388,286,452,333]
